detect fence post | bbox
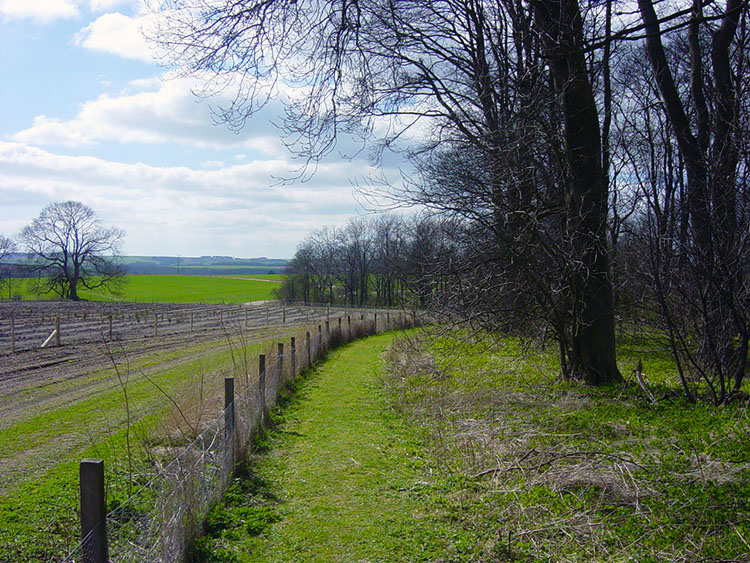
[374,312,378,331]
[55,316,61,347]
[80,458,107,563]
[277,342,284,383]
[325,320,330,335]
[306,331,311,366]
[327,303,330,320]
[282,307,286,323]
[245,310,249,328]
[225,376,235,446]
[190,312,194,332]
[108,314,113,341]
[347,316,351,339]
[153,314,158,337]
[290,337,297,377]
[317,324,322,353]
[259,355,267,423]
[10,315,15,353]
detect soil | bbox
[0,301,338,491]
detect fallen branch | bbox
[633,360,656,404]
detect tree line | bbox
[144,0,750,402]
[277,214,453,308]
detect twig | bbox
[633,360,656,404]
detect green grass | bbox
[382,331,750,562]
[196,333,482,563]
[5,275,282,303]
[0,335,280,562]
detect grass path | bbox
[203,332,476,562]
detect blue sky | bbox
[0,0,388,258]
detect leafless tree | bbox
[613,0,750,403]
[152,0,624,384]
[0,235,17,299]
[19,201,126,300]
[0,235,14,262]
[372,215,407,307]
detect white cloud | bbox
[88,0,136,12]
[0,0,78,23]
[201,160,225,169]
[75,11,159,63]
[0,141,368,256]
[12,77,287,155]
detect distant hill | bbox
[1,254,288,277]
[121,256,288,275]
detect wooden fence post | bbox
[55,316,61,347]
[259,354,267,423]
[317,324,322,352]
[10,315,14,353]
[80,458,108,563]
[108,314,113,342]
[325,320,330,334]
[290,337,297,377]
[190,312,194,332]
[225,377,235,433]
[225,377,235,463]
[277,342,284,384]
[374,312,378,331]
[306,331,311,366]
[282,307,286,323]
[153,314,158,337]
[347,315,351,339]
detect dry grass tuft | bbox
[383,330,750,562]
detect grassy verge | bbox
[382,331,750,562]
[195,332,483,562]
[0,329,285,562]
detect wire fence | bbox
[61,310,416,563]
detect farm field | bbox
[4,274,283,303]
[0,299,375,562]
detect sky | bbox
[0,0,392,259]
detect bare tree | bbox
[0,235,17,300]
[20,201,126,300]
[153,0,623,384]
[628,0,750,403]
[0,235,14,262]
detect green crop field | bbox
[4,275,283,304]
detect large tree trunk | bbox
[533,0,621,384]
[69,277,80,301]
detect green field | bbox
[4,275,283,304]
